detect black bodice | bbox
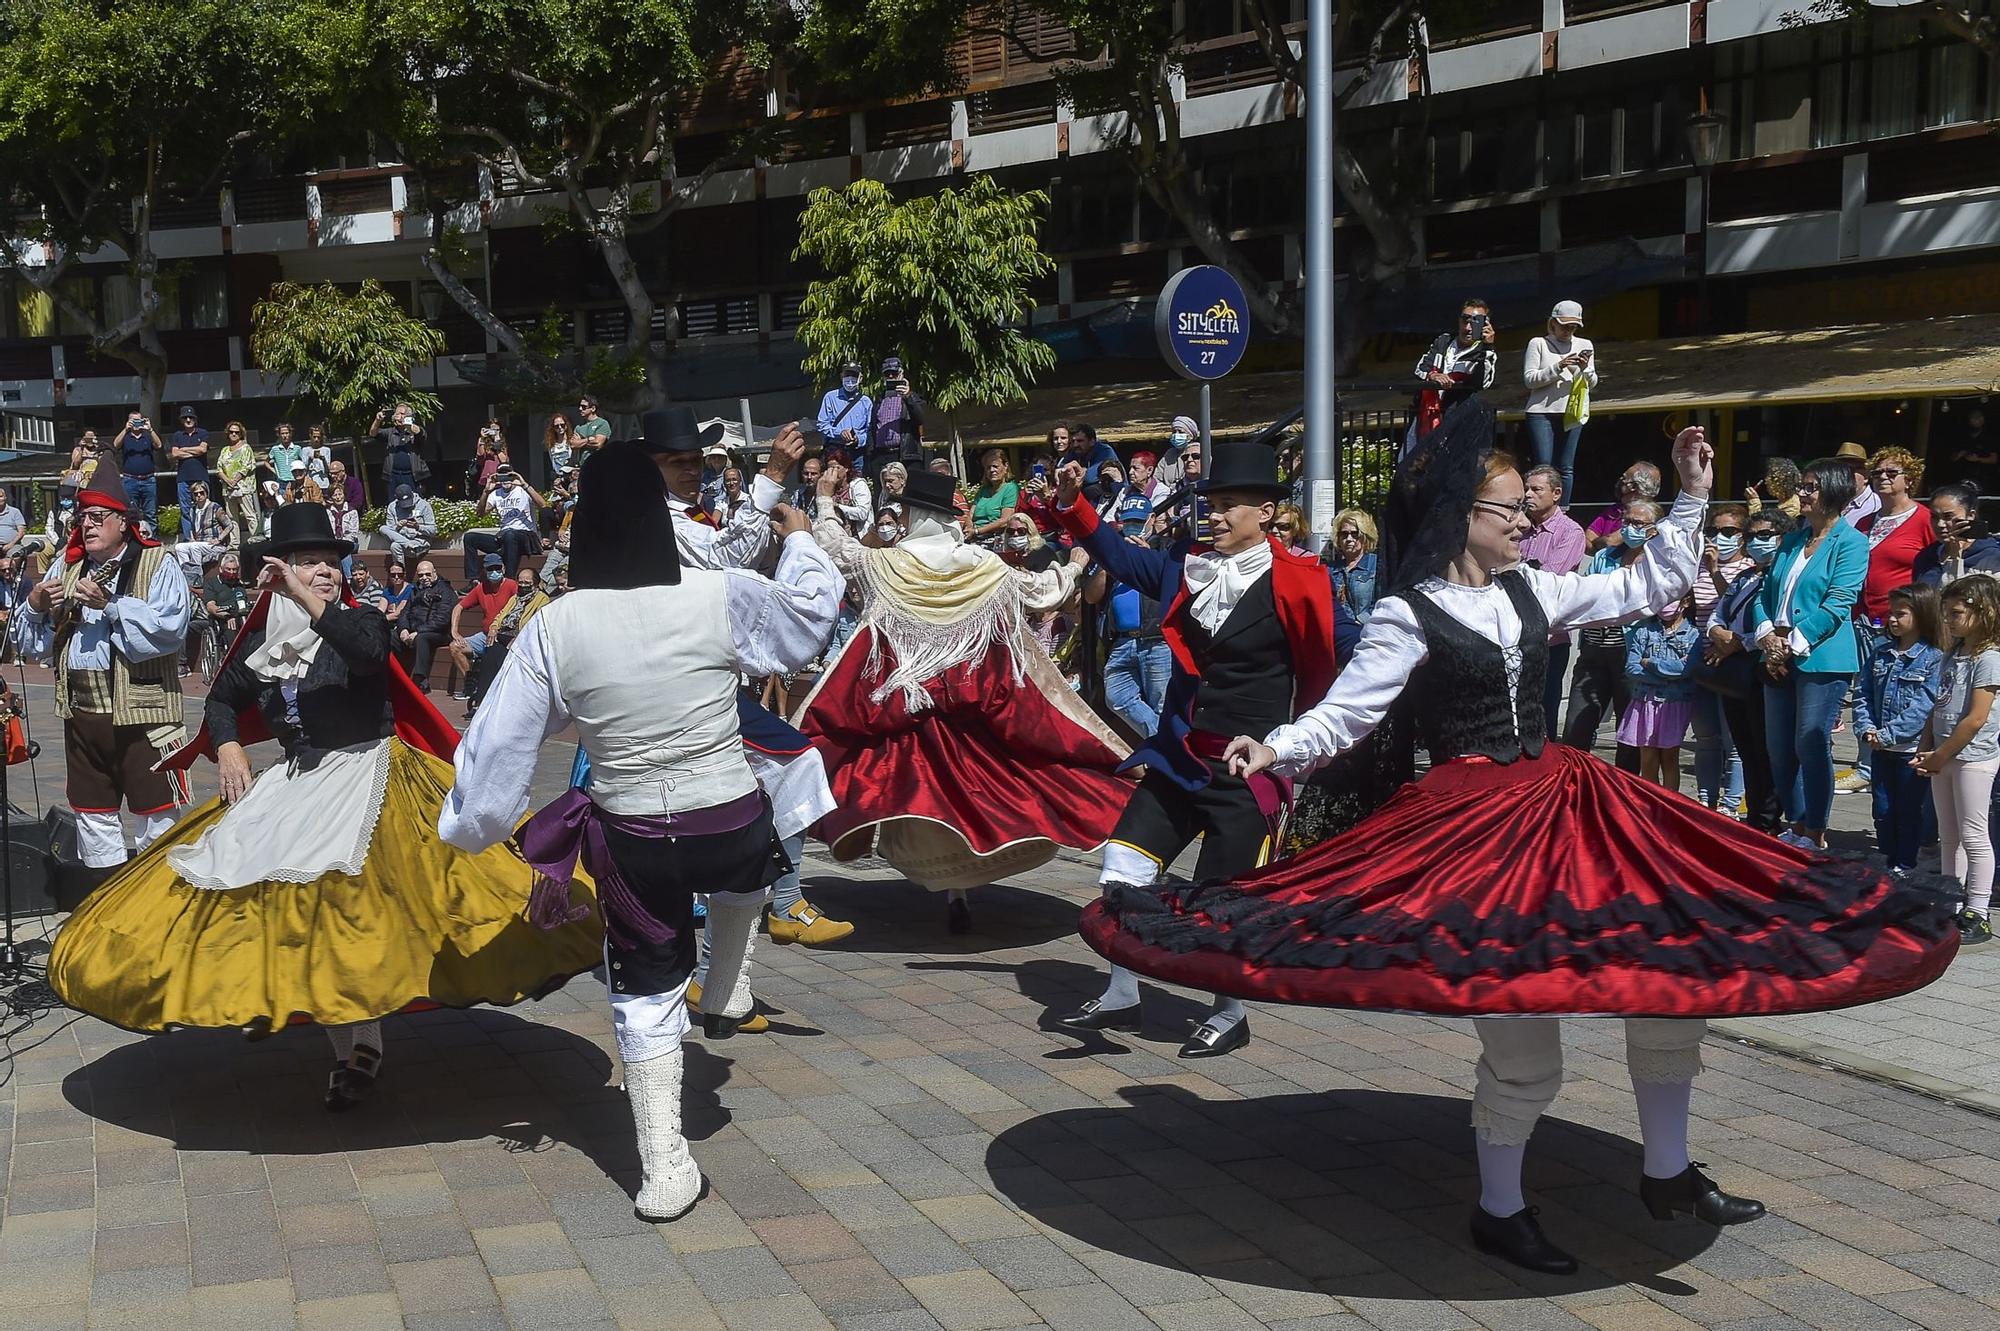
[206,604,395,766]
[1402,569,1547,764]
[1185,575,1296,738]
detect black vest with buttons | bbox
[1401,569,1548,764]
[1185,575,1296,738]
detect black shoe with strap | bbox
[1177,1014,1250,1059]
[323,1041,383,1113]
[1055,999,1141,1033]
[1640,1163,1766,1226]
[1469,1205,1578,1275]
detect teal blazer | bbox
[1755,519,1868,674]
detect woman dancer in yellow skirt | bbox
[49,503,600,1109]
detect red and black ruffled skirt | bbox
[1081,744,1960,1018]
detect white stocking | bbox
[703,890,763,1019]
[1206,996,1245,1031]
[1096,842,1160,1009]
[1476,1138,1527,1217]
[1633,1076,1693,1180]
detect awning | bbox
[1592,316,2000,416]
[951,371,1405,448]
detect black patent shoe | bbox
[1469,1205,1578,1275]
[1056,999,1141,1033]
[1177,1014,1250,1059]
[946,897,972,934]
[1641,1163,1766,1226]
[323,1042,383,1113]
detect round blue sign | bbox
[1154,265,1251,382]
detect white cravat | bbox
[1183,540,1274,634]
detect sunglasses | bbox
[1869,468,1903,479]
[1705,526,1743,537]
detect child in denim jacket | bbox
[1854,582,1945,874]
[1620,595,1700,790]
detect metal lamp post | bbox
[1684,100,1729,334]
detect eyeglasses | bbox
[1796,481,1821,494]
[1705,526,1742,537]
[1472,498,1532,519]
[78,508,119,525]
[1337,528,1362,540]
[1870,468,1904,479]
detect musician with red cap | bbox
[10,453,193,874]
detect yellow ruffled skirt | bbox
[49,739,602,1033]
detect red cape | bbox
[158,588,459,772]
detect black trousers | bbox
[1543,641,1572,743]
[463,528,539,581]
[397,630,451,687]
[1562,640,1640,772]
[1721,685,1784,831]
[1110,766,1274,883]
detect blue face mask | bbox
[1711,533,1743,559]
[1622,522,1652,548]
[1747,535,1780,565]
[1169,432,1190,449]
[841,375,860,393]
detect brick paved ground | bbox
[0,665,1997,1328]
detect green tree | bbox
[793,177,1056,413]
[0,0,369,417]
[249,281,446,433]
[375,0,966,409]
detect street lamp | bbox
[1684,98,1729,333]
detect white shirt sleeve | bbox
[437,616,572,851]
[724,532,843,678]
[1015,558,1082,615]
[810,496,866,573]
[1264,595,1428,779]
[836,477,873,527]
[1523,489,1703,633]
[104,555,194,662]
[708,479,778,571]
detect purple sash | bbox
[516,788,764,952]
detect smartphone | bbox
[1031,464,1048,480]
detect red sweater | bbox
[1856,505,1936,624]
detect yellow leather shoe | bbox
[766,899,856,947]
[686,980,769,1034]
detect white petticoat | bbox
[167,739,393,891]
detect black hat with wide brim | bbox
[252,502,354,562]
[898,469,961,517]
[636,406,726,455]
[1195,441,1291,500]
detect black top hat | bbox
[636,407,725,455]
[898,469,960,517]
[1196,442,1290,500]
[256,502,355,561]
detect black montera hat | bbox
[1196,442,1290,499]
[636,407,726,455]
[256,502,355,560]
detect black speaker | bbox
[32,806,80,914]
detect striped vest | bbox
[53,543,184,727]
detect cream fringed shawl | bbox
[851,522,1035,713]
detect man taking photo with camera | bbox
[1405,297,1497,455]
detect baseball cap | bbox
[1550,300,1584,327]
[703,443,729,461]
[481,552,504,570]
[881,356,903,376]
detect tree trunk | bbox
[419,246,528,359]
[592,200,669,411]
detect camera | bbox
[1467,313,1488,334]
[132,417,149,431]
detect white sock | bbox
[1476,1138,1527,1217]
[326,1025,354,1063]
[1633,1077,1693,1180]
[1205,997,1245,1031]
[1099,964,1139,1009]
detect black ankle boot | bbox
[703,1012,745,1040]
[1640,1163,1765,1226]
[1468,1205,1577,1275]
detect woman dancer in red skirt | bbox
[1083,402,1958,1275]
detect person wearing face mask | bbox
[445,554,518,701]
[1705,512,1792,831]
[48,503,600,1115]
[873,504,904,546]
[799,462,1129,937]
[1914,482,2000,587]
[1148,416,1202,497]
[1689,503,1754,813]
[1097,402,1957,1277]
[815,358,874,468]
[1561,499,1661,768]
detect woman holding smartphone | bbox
[1522,299,1598,503]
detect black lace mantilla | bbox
[1103,855,1960,986]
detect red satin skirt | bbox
[799,627,1131,866]
[1081,744,1960,1018]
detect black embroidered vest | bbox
[1184,575,1296,738]
[1402,569,1548,764]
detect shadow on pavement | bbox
[907,957,1219,1057]
[988,1084,1722,1300]
[62,1007,744,1200]
[800,872,1084,953]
